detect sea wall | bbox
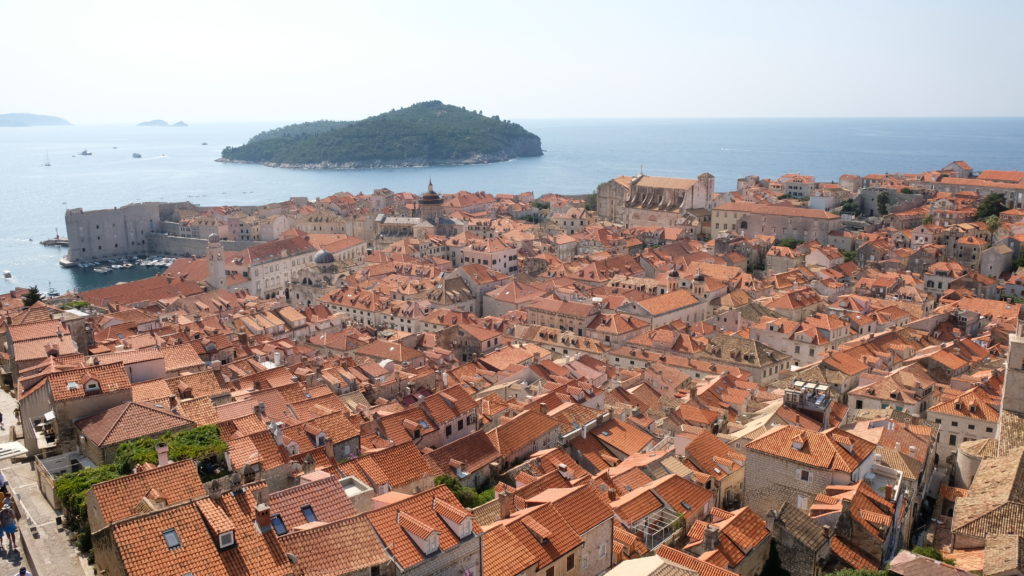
[145,233,257,257]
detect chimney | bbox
[558,462,573,480]
[254,502,272,534]
[156,443,170,467]
[884,484,894,501]
[703,524,720,552]
[540,402,548,415]
[765,509,776,532]
[254,402,266,418]
[497,490,513,520]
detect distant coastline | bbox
[215,154,525,171]
[0,113,71,127]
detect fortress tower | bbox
[207,233,226,291]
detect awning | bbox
[0,442,27,462]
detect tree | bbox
[976,193,1008,220]
[923,214,934,225]
[775,238,801,249]
[21,285,42,307]
[877,191,890,216]
[54,464,121,531]
[986,214,1001,234]
[841,249,857,262]
[434,475,495,508]
[584,192,598,212]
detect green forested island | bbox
[0,113,71,127]
[219,101,543,169]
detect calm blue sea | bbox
[1,118,1023,294]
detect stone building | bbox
[65,202,161,263]
[711,202,841,244]
[596,173,714,226]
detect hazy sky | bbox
[3,0,1022,124]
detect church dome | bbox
[313,249,335,264]
[420,180,443,205]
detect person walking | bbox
[13,567,31,576]
[0,504,16,550]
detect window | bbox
[798,469,810,482]
[458,419,464,431]
[987,427,994,433]
[567,553,575,570]
[952,421,959,427]
[855,400,863,409]
[271,515,287,535]
[968,424,975,430]
[796,495,808,510]
[162,528,181,550]
[446,425,452,436]
[546,567,555,576]
[949,434,957,446]
[218,530,235,549]
[301,506,317,523]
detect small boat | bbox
[40,229,69,247]
[2,271,11,279]
[80,149,92,156]
[94,266,111,274]
[46,284,59,298]
[43,151,51,167]
[59,255,76,268]
[201,142,208,146]
[132,152,142,159]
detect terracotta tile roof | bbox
[831,535,879,570]
[952,447,1024,538]
[111,489,290,576]
[80,275,205,308]
[130,378,174,405]
[91,460,205,526]
[482,524,537,576]
[501,503,583,571]
[656,544,740,576]
[267,476,356,532]
[340,442,441,491]
[486,410,561,459]
[591,418,655,456]
[279,515,389,574]
[47,362,133,402]
[714,201,839,220]
[647,475,714,520]
[177,396,219,426]
[929,386,1000,422]
[225,430,288,471]
[425,430,500,477]
[527,485,613,537]
[76,401,194,447]
[611,486,664,525]
[365,485,480,570]
[745,425,874,473]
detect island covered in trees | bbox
[219,101,543,170]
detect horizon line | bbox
[15,115,1024,127]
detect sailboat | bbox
[44,151,51,167]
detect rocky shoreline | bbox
[215,153,525,170]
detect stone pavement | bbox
[0,388,90,576]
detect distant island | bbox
[0,113,71,127]
[138,120,188,127]
[219,101,543,170]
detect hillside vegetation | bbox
[220,101,542,169]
